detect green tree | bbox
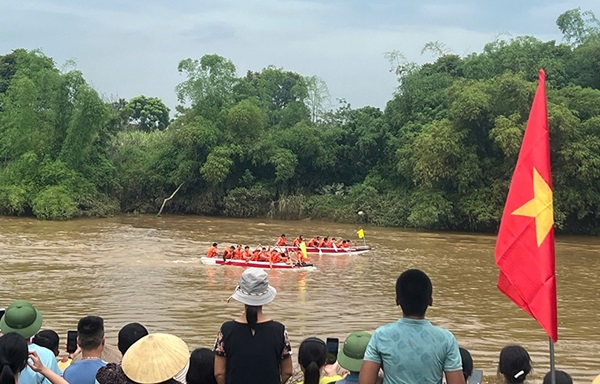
[125,96,170,131]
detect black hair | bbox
[459,347,473,381]
[0,333,28,384]
[395,269,432,317]
[244,246,249,249]
[298,337,327,384]
[245,305,259,331]
[117,323,148,355]
[281,234,286,237]
[32,330,60,356]
[212,243,217,247]
[498,345,532,384]
[186,348,217,384]
[543,370,572,384]
[77,315,104,350]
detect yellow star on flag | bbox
[511,168,554,247]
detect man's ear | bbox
[102,335,106,346]
[76,336,81,347]
[429,297,433,307]
[395,296,400,306]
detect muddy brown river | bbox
[0,215,598,383]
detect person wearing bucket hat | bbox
[0,300,61,384]
[336,331,371,384]
[122,333,190,384]
[214,268,293,384]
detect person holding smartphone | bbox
[0,300,62,384]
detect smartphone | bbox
[326,337,339,364]
[66,330,78,354]
[468,370,483,384]
[0,308,5,321]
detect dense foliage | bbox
[1,9,600,234]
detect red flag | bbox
[494,69,557,342]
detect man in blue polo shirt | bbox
[359,269,464,384]
[63,315,107,384]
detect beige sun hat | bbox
[121,333,190,384]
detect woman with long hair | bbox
[187,348,217,384]
[0,333,68,384]
[297,338,328,384]
[498,345,532,384]
[214,268,293,384]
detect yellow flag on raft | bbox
[357,229,365,239]
[299,242,308,261]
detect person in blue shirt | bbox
[359,269,464,384]
[63,315,107,384]
[0,300,62,384]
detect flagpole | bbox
[549,337,556,384]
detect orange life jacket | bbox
[207,246,218,258]
[223,249,234,259]
[233,248,243,260]
[276,237,287,246]
[292,237,302,246]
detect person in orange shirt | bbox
[307,236,320,247]
[296,249,308,264]
[276,234,287,246]
[242,246,252,262]
[222,246,235,259]
[255,247,269,262]
[292,235,303,247]
[233,245,243,260]
[207,243,219,258]
[319,237,332,248]
[337,240,349,248]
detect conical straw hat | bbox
[122,333,189,384]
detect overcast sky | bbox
[2,0,600,113]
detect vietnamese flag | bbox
[494,69,558,342]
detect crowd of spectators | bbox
[0,268,586,384]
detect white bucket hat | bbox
[230,268,277,306]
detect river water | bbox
[0,215,598,383]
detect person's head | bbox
[498,345,532,384]
[459,347,473,382]
[281,234,286,237]
[298,337,327,384]
[395,269,432,317]
[0,300,43,339]
[122,333,190,384]
[118,323,148,355]
[77,315,105,351]
[542,370,572,384]
[32,330,60,356]
[337,331,371,374]
[186,348,216,384]
[229,268,277,330]
[244,246,249,250]
[0,333,28,384]
[212,243,217,247]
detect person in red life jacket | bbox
[307,236,320,247]
[223,246,235,260]
[207,243,219,258]
[292,235,303,247]
[276,234,287,246]
[345,239,353,248]
[233,245,243,260]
